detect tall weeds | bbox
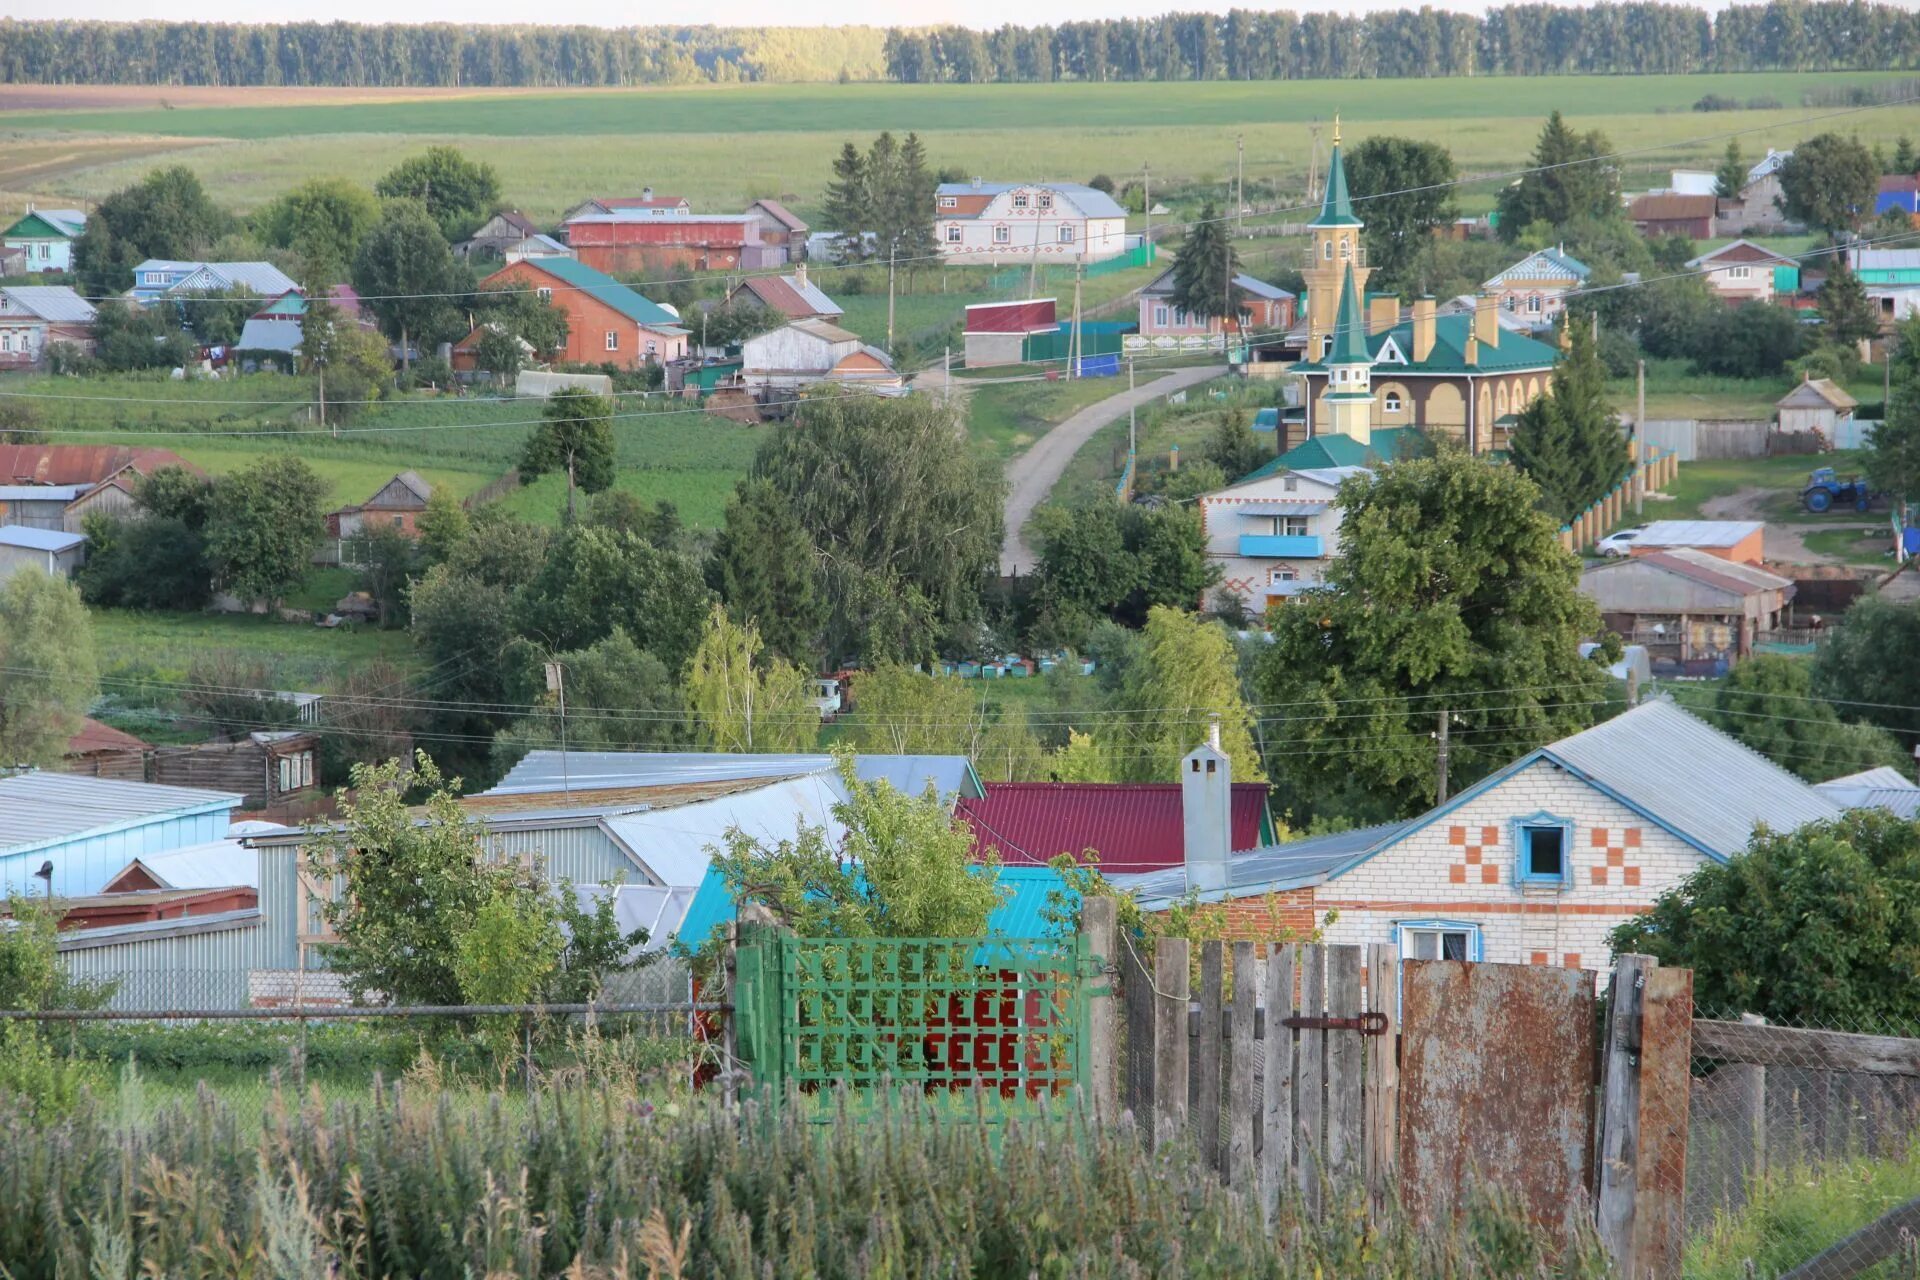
[0,1081,1611,1279]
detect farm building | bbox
[148,731,321,813]
[0,444,198,488]
[963,298,1058,367]
[504,233,573,264]
[1719,153,1800,236]
[327,471,433,540]
[64,718,150,781]
[0,285,96,370]
[1686,240,1798,306]
[0,525,86,579]
[726,265,841,321]
[1626,520,1765,565]
[1135,267,1295,346]
[455,210,540,261]
[61,468,142,533]
[563,192,691,221]
[1481,248,1589,331]
[0,772,243,898]
[1776,377,1859,436]
[1,206,84,272]
[740,319,901,393]
[563,208,776,274]
[1109,700,1840,972]
[934,180,1129,265]
[1581,550,1796,672]
[477,257,687,369]
[1291,131,1557,454]
[1626,193,1718,240]
[0,483,85,531]
[742,199,809,262]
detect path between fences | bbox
[1000,363,1225,575]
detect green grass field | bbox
[965,375,1132,461]
[90,607,417,689]
[4,72,1911,219]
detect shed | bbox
[1582,549,1795,669]
[516,369,614,398]
[0,772,242,897]
[64,716,149,781]
[148,731,320,811]
[740,319,900,391]
[1626,519,1766,566]
[1776,377,1858,436]
[1627,193,1718,239]
[0,524,86,578]
[963,298,1058,368]
[0,484,86,531]
[62,468,141,533]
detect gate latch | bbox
[1281,1012,1389,1036]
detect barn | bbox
[963,298,1058,368]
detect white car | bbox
[1594,527,1646,558]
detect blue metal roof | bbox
[1112,820,1414,908]
[0,524,86,552]
[675,863,1074,951]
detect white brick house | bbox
[935,181,1129,265]
[1112,700,1842,974]
[1199,463,1368,614]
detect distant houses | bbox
[1627,193,1717,239]
[1,206,85,274]
[934,180,1129,264]
[1481,247,1589,331]
[327,470,433,541]
[1685,240,1798,306]
[725,263,841,321]
[128,260,299,306]
[454,209,541,262]
[1135,266,1294,347]
[0,285,96,370]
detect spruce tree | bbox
[1817,259,1881,348]
[894,132,940,279]
[1509,320,1627,522]
[1713,139,1746,199]
[1169,202,1243,323]
[823,142,869,261]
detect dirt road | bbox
[998,363,1225,575]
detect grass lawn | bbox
[1685,1144,1920,1280]
[1608,361,1888,423]
[1050,376,1268,508]
[966,375,1132,461]
[1645,450,1866,523]
[1798,526,1898,568]
[91,607,417,690]
[8,73,1909,219]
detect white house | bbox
[0,286,96,370]
[1112,699,1842,974]
[935,180,1129,265]
[1849,247,1920,327]
[1,207,85,274]
[1198,461,1368,614]
[1685,240,1796,306]
[739,319,902,394]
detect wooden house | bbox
[726,264,842,321]
[456,210,540,262]
[149,731,320,812]
[742,199,809,263]
[1,207,84,273]
[1627,193,1717,239]
[1582,550,1794,671]
[0,285,96,370]
[327,471,433,540]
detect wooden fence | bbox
[1560,443,1680,554]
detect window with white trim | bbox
[1339,240,1352,261]
[1527,295,1542,314]
[1397,922,1479,962]
[1153,305,1169,327]
[1,334,10,353]
[1058,225,1075,243]
[605,330,619,352]
[1012,193,1030,209]
[1280,515,1309,537]
[1037,192,1053,210]
[37,244,48,260]
[1322,241,1334,260]
[946,225,962,243]
[939,196,956,209]
[1269,567,1297,584]
[1727,265,1750,280]
[1513,811,1575,887]
[537,287,552,301]
[994,225,1012,244]
[1384,391,1402,413]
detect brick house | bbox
[1684,240,1797,306]
[327,471,433,540]
[1110,700,1841,972]
[477,257,687,369]
[1136,266,1295,343]
[725,263,842,321]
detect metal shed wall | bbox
[2,807,233,897]
[60,912,267,1011]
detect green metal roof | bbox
[1309,143,1361,229]
[1297,314,1559,377]
[518,256,684,329]
[1241,427,1427,477]
[2,211,80,241]
[1328,263,1370,364]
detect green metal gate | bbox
[733,931,1092,1108]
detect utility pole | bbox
[944,344,952,399]
[1435,710,1451,805]
[1142,163,1152,261]
[1634,358,1646,516]
[1068,261,1084,380]
[546,660,570,793]
[887,243,897,356]
[1128,355,1137,456]
[1236,133,1245,238]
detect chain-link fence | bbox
[1683,1009,1920,1280]
[10,961,717,1126]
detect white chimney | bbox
[1182,736,1233,895]
[794,261,807,289]
[642,186,654,202]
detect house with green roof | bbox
[2,207,85,274]
[475,256,688,371]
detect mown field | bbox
[2,71,1912,219]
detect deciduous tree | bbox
[257,177,380,284]
[203,456,328,606]
[512,523,709,669]
[518,388,615,520]
[0,571,99,770]
[683,605,820,754]
[73,166,233,295]
[1777,133,1880,236]
[1110,605,1263,783]
[1703,654,1905,782]
[1345,135,1458,288]
[710,477,822,666]
[374,146,503,243]
[351,199,467,370]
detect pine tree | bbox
[894,132,940,279]
[1896,136,1918,176]
[867,131,904,257]
[1713,139,1746,199]
[822,142,869,261]
[1169,202,1243,323]
[1509,320,1626,521]
[1817,259,1881,348]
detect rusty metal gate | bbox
[1397,959,1600,1244]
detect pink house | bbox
[1136,266,1295,341]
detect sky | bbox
[5,0,1597,29]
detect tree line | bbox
[883,3,1920,83]
[4,5,1919,89]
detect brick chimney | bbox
[1474,294,1499,349]
[1368,293,1400,336]
[1412,296,1436,363]
[1182,720,1233,895]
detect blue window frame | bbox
[1512,811,1575,888]
[1392,919,1483,963]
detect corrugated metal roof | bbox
[934,181,1128,220]
[508,257,683,329]
[1483,248,1591,287]
[1543,699,1840,859]
[572,883,696,954]
[109,839,259,890]
[0,524,85,551]
[1112,819,1412,906]
[1638,520,1762,548]
[958,782,1270,872]
[68,715,148,755]
[487,751,981,802]
[747,199,808,232]
[1236,500,1330,516]
[0,773,240,851]
[0,484,85,502]
[675,862,1071,951]
[0,445,199,486]
[1816,768,1920,818]
[1822,766,1912,790]
[236,317,301,355]
[1688,240,1795,269]
[0,285,96,324]
[603,773,847,887]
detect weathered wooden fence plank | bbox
[1261,944,1297,1223]
[1080,897,1118,1124]
[1326,945,1364,1188]
[1227,941,1257,1190]
[1732,1013,1767,1189]
[1691,1019,1920,1077]
[1782,1194,1920,1280]
[1153,937,1190,1150]
[1195,940,1224,1167]
[1364,942,1400,1218]
[1598,954,1653,1274]
[1122,930,1154,1125]
[1632,964,1694,1279]
[1297,944,1327,1210]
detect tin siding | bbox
[63,917,267,1010]
[482,825,647,886]
[2,807,233,897]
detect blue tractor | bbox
[1802,467,1878,514]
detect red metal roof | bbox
[963,298,1058,335]
[67,716,148,756]
[1628,193,1717,222]
[0,445,202,486]
[958,782,1270,872]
